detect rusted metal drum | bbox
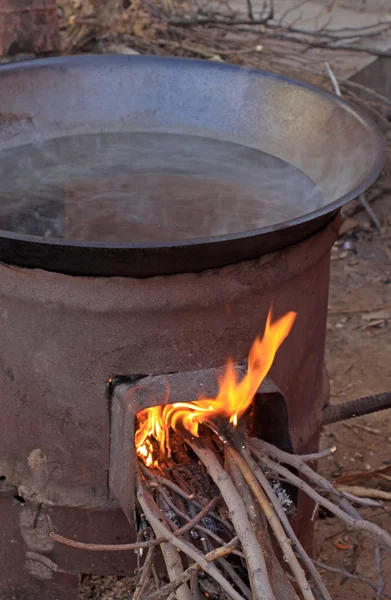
[0,215,338,598]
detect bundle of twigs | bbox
[52,422,391,600]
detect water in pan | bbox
[0,132,323,243]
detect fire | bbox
[135,308,296,466]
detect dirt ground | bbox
[314,191,391,599]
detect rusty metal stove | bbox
[0,56,385,599]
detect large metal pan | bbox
[0,55,385,277]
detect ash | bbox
[270,481,295,516]
[158,497,183,529]
[201,515,218,531]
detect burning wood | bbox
[51,308,391,599]
[135,308,296,467]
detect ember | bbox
[135,308,296,466]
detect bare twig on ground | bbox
[324,62,341,96]
[265,32,391,57]
[314,561,391,599]
[337,486,391,502]
[375,545,386,600]
[324,67,384,230]
[168,15,272,26]
[268,22,391,41]
[342,81,391,109]
[245,0,253,23]
[278,0,307,27]
[339,490,385,509]
[359,193,382,232]
[165,11,391,61]
[328,304,391,315]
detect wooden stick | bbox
[156,486,244,556]
[250,438,361,519]
[133,546,155,600]
[339,489,386,508]
[50,497,219,552]
[226,450,297,600]
[180,432,276,600]
[233,444,332,600]
[217,556,252,600]
[250,443,391,550]
[296,447,336,462]
[342,80,391,109]
[314,561,391,599]
[375,545,385,600]
[139,490,192,600]
[144,537,240,600]
[324,62,341,96]
[359,193,382,232]
[137,474,245,600]
[159,540,192,600]
[226,445,315,600]
[140,463,234,533]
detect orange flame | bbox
[135,308,296,466]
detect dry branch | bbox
[225,450,295,600]
[50,497,220,552]
[140,462,234,533]
[145,537,240,600]
[375,545,386,600]
[250,438,361,519]
[314,561,391,599]
[249,440,391,550]
[232,443,332,600]
[180,430,276,600]
[51,414,391,599]
[226,445,315,600]
[136,472,245,600]
[133,546,155,600]
[155,485,235,551]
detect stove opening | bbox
[135,308,296,468]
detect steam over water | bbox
[0,132,323,243]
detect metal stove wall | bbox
[0,216,339,596]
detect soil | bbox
[315,191,391,599]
